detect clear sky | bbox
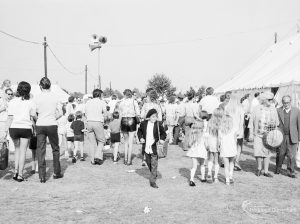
[0,0,299,93]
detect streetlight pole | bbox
[43,36,47,78]
[98,48,101,89]
[89,34,107,90]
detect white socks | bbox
[214,164,219,179]
[200,165,205,179]
[207,161,213,176]
[190,168,196,181]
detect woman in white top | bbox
[183,92,201,151]
[118,89,140,165]
[4,82,37,182]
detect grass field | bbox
[0,141,299,224]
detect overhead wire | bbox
[0,29,42,45]
[47,44,85,75]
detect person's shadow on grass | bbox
[135,167,162,180]
[240,157,278,175]
[43,157,69,180]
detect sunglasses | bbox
[7,93,13,96]
[267,99,273,101]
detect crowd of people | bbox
[0,78,299,188]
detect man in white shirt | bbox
[34,77,63,183]
[199,87,220,118]
[85,89,107,165]
[108,94,118,114]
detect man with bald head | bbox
[276,95,300,178]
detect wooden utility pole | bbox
[43,36,48,77]
[85,65,88,94]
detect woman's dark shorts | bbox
[74,134,84,142]
[9,128,32,139]
[121,117,137,132]
[67,137,74,142]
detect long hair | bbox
[219,114,233,135]
[207,108,224,137]
[224,94,243,118]
[188,121,204,147]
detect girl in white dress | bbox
[205,108,223,183]
[219,114,238,185]
[186,121,206,186]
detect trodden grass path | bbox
[0,141,299,224]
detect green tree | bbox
[103,87,114,98]
[132,88,144,98]
[197,85,206,100]
[114,89,124,99]
[185,86,196,97]
[147,73,176,97]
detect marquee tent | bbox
[11,83,70,103]
[215,33,300,107]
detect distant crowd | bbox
[0,78,299,188]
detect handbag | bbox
[156,122,165,158]
[0,141,9,170]
[132,100,140,124]
[262,128,283,152]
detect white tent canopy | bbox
[215,33,300,93]
[11,84,70,103]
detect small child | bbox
[109,111,121,163]
[65,114,75,158]
[71,111,85,163]
[57,105,67,154]
[186,120,207,186]
[137,109,166,188]
[205,108,223,183]
[219,113,238,185]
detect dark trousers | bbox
[173,116,185,145]
[244,118,249,140]
[145,153,158,183]
[36,125,61,179]
[277,135,298,174]
[173,126,180,144]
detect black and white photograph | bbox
[0,0,300,223]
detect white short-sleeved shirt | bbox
[8,98,36,129]
[108,100,118,113]
[65,122,74,137]
[66,103,76,116]
[34,91,62,126]
[176,102,185,117]
[185,101,200,117]
[119,98,140,118]
[85,98,107,122]
[199,95,220,115]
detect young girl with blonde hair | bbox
[186,120,207,186]
[219,113,238,185]
[205,108,223,183]
[224,95,244,171]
